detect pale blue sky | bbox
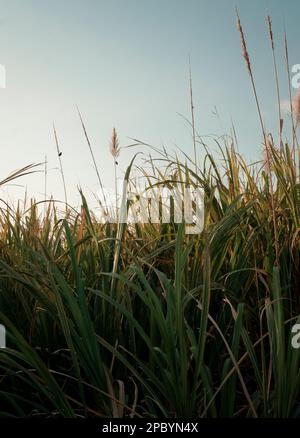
[0,0,299,207]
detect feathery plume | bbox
[292,89,300,127]
[236,9,251,74]
[110,127,120,164]
[267,16,274,50]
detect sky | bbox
[0,0,299,208]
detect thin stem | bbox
[189,56,197,173]
[53,123,68,210]
[267,16,283,151]
[44,154,48,215]
[77,106,108,211]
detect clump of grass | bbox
[1,12,300,419]
[0,140,299,417]
[292,90,300,127]
[237,9,279,266]
[77,106,108,213]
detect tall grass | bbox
[0,12,300,418]
[0,141,300,417]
